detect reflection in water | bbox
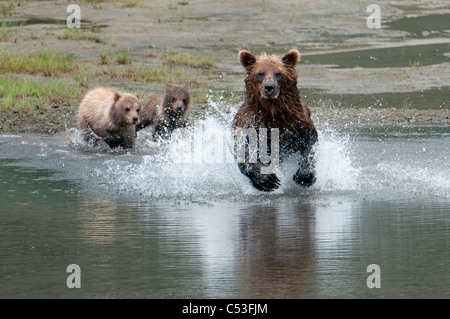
[77,195,139,246]
[237,203,315,298]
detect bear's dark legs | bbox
[293,150,316,187]
[103,132,124,149]
[238,162,280,192]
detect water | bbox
[386,13,450,36]
[302,43,450,69]
[0,102,448,299]
[2,17,106,30]
[301,87,449,110]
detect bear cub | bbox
[233,49,318,192]
[77,87,141,149]
[136,84,190,140]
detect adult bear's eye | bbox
[275,72,282,80]
[257,72,265,80]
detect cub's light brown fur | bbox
[77,87,141,149]
[136,84,190,140]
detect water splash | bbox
[63,97,449,201]
[85,98,360,201]
[314,129,359,192]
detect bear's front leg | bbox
[118,126,136,149]
[103,131,123,149]
[293,154,316,187]
[238,162,280,192]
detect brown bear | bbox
[77,87,141,149]
[232,49,318,192]
[136,84,190,140]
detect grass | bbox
[0,76,81,112]
[99,47,112,64]
[115,52,130,64]
[84,0,151,6]
[163,52,216,68]
[0,47,213,118]
[121,0,152,8]
[0,20,12,42]
[0,49,78,76]
[98,48,130,65]
[99,64,192,85]
[59,27,104,44]
[137,65,189,83]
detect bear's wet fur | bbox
[232,49,318,192]
[136,84,190,140]
[77,87,141,149]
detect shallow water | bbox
[0,107,449,298]
[387,13,450,36]
[302,43,450,69]
[303,87,449,110]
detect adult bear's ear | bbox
[282,49,300,68]
[239,50,256,71]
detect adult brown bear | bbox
[232,49,318,192]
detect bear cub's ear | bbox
[134,93,140,99]
[282,49,300,68]
[113,92,121,102]
[239,50,257,71]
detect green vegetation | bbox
[0,49,78,76]
[0,45,213,115]
[0,20,12,42]
[163,52,216,68]
[137,65,189,84]
[98,48,130,65]
[167,2,187,31]
[83,0,152,6]
[121,0,152,8]
[0,76,81,112]
[59,27,104,44]
[99,64,191,85]
[0,48,82,114]
[115,52,130,64]
[99,47,112,64]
